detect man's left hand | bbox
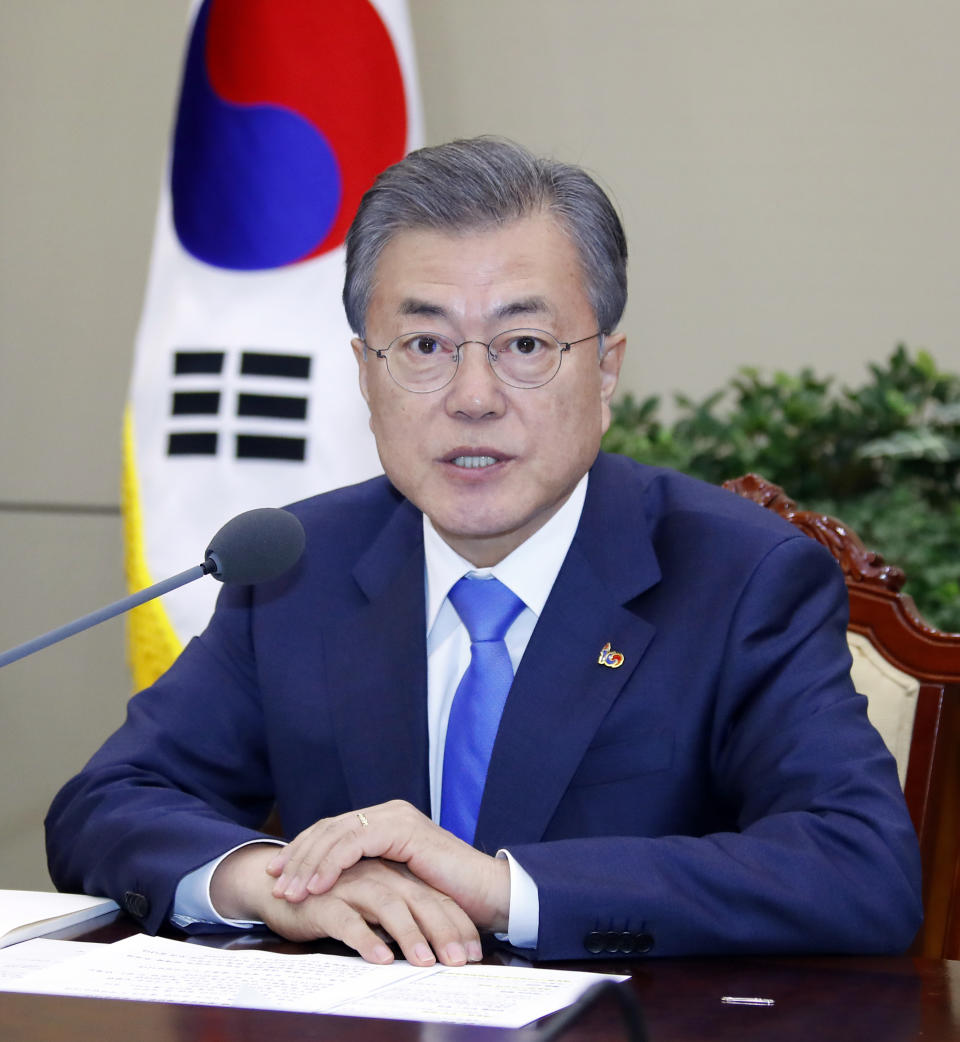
[265,800,511,934]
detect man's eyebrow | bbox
[396,295,554,325]
[494,296,552,321]
[398,298,448,320]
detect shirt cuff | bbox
[496,848,539,949]
[171,839,285,930]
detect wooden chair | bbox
[723,473,960,959]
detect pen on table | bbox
[721,996,775,1006]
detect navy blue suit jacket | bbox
[46,453,922,958]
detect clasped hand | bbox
[211,800,510,966]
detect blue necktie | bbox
[440,575,526,844]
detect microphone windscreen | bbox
[204,507,306,585]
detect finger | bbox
[322,899,407,966]
[274,803,421,900]
[267,813,362,898]
[277,873,440,968]
[264,813,363,878]
[272,816,373,901]
[266,811,360,875]
[265,822,321,878]
[402,883,484,965]
[265,895,396,965]
[265,860,483,967]
[265,848,287,877]
[342,862,482,967]
[358,889,441,966]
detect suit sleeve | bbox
[506,537,923,959]
[44,583,276,936]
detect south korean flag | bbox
[123,0,423,690]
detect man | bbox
[47,137,921,966]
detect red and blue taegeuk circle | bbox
[171,0,408,270]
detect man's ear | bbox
[352,337,371,405]
[599,332,626,405]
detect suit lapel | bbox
[475,455,662,852]
[324,497,432,815]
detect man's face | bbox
[353,213,625,567]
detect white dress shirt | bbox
[174,474,589,948]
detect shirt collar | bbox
[423,473,589,632]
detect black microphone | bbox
[202,506,305,584]
[0,507,305,669]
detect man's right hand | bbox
[209,843,482,967]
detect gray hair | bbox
[342,137,627,338]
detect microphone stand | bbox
[0,562,214,669]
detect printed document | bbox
[0,933,628,1028]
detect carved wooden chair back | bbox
[724,474,960,959]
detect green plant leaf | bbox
[601,345,960,630]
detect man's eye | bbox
[507,335,545,355]
[397,335,447,357]
[413,336,439,355]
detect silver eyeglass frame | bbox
[361,328,605,393]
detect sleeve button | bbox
[584,930,605,954]
[122,891,150,920]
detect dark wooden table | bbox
[1,912,958,1041]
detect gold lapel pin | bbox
[598,642,625,668]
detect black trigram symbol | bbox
[167,350,311,461]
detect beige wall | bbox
[1,1,958,889]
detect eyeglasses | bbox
[363,328,604,393]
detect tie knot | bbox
[448,576,525,643]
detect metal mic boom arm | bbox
[0,562,213,669]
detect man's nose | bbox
[444,341,506,418]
